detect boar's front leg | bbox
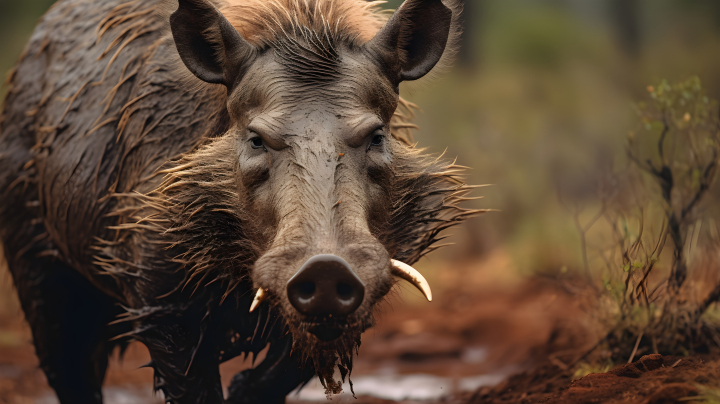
[133,302,224,404]
[225,334,315,404]
[8,256,123,404]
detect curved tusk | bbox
[249,288,267,313]
[390,259,432,302]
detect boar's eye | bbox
[250,136,266,151]
[368,132,385,151]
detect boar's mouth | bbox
[249,257,432,339]
[307,323,345,342]
[248,256,433,346]
[281,302,369,394]
[297,316,358,342]
[245,256,436,393]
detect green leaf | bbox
[692,168,702,189]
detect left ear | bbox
[170,0,255,88]
[367,0,454,83]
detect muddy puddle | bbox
[289,370,508,402]
[30,368,509,404]
[35,387,163,404]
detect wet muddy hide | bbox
[0,0,477,402]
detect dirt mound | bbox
[469,354,720,404]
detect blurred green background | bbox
[2,0,720,301]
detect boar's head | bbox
[164,0,475,387]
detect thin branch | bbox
[699,282,720,316]
[628,331,644,364]
[573,203,605,289]
[681,150,718,219]
[658,115,669,166]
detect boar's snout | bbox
[286,255,365,320]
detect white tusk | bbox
[390,259,433,302]
[249,288,267,313]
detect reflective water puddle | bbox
[289,370,507,402]
[36,387,164,404]
[34,347,509,403]
[34,370,506,404]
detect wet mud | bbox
[470,354,720,404]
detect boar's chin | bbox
[285,309,374,394]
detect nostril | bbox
[287,254,365,318]
[336,282,353,299]
[298,281,316,298]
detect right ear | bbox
[366,0,454,83]
[170,0,254,88]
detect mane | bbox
[218,0,462,81]
[218,0,389,47]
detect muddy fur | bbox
[0,0,478,401]
[112,125,477,391]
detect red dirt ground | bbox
[469,354,720,404]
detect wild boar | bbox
[0,0,477,402]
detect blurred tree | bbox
[628,78,720,293]
[458,0,481,67]
[0,0,57,99]
[382,0,403,9]
[609,0,640,58]
[672,0,720,28]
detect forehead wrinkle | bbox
[250,113,285,134]
[263,76,292,106]
[290,71,368,106]
[271,87,359,110]
[239,50,389,131]
[346,113,381,129]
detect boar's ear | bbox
[170,0,254,88]
[367,0,454,83]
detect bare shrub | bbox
[577,78,720,364]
